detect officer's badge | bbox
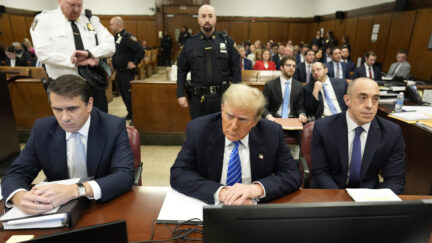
[87,23,95,31]
[31,18,39,31]
[116,34,122,44]
[130,36,138,42]
[220,43,227,53]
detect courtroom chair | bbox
[299,121,314,188]
[126,126,143,186]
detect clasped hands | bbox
[11,184,79,215]
[70,50,98,67]
[219,183,264,205]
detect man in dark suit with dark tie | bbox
[170,84,302,205]
[272,44,285,70]
[353,51,381,81]
[326,47,351,79]
[263,55,307,123]
[296,43,309,64]
[310,78,405,194]
[303,62,347,119]
[294,49,315,83]
[239,46,252,70]
[341,46,356,73]
[1,75,135,215]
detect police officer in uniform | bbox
[30,0,115,113]
[110,16,145,121]
[177,4,241,119]
[161,31,173,66]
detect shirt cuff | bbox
[87,180,102,200]
[252,181,266,200]
[213,186,225,205]
[5,188,27,208]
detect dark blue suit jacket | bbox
[343,60,356,73]
[303,78,347,119]
[353,65,382,81]
[310,112,406,194]
[170,113,302,204]
[242,58,253,70]
[1,108,135,202]
[326,61,351,79]
[272,54,281,70]
[293,62,314,83]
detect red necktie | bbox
[368,66,373,79]
[241,59,244,70]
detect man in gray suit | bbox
[387,50,411,79]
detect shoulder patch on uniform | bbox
[31,18,39,31]
[130,36,138,42]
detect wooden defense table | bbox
[1,187,431,242]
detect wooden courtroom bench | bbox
[151,49,159,74]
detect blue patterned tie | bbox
[70,132,87,178]
[349,127,363,187]
[281,81,291,118]
[322,83,339,115]
[227,141,242,186]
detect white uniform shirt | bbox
[30,7,115,79]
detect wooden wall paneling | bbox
[24,16,34,37]
[99,17,111,30]
[249,22,268,44]
[383,10,416,73]
[268,22,287,44]
[139,21,158,47]
[307,22,320,41]
[343,17,359,59]
[333,19,345,45]
[229,22,249,44]
[216,21,230,34]
[351,16,373,64]
[288,23,308,44]
[124,20,138,38]
[9,15,28,43]
[0,14,13,45]
[408,8,432,81]
[369,13,392,65]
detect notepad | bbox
[274,118,303,130]
[346,188,401,202]
[388,111,432,123]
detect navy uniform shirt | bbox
[176,30,241,98]
[112,30,145,70]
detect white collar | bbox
[66,115,91,140]
[346,111,371,134]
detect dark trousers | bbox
[189,93,222,120]
[116,69,134,116]
[162,49,171,66]
[91,86,108,113]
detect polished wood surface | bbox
[378,105,432,195]
[409,8,432,81]
[1,187,431,242]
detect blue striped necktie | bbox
[349,126,363,187]
[227,141,242,186]
[322,83,339,115]
[281,81,291,118]
[70,132,87,178]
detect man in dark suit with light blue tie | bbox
[310,78,405,194]
[303,62,347,119]
[1,75,135,215]
[239,46,252,70]
[294,50,315,83]
[353,51,382,81]
[170,84,302,205]
[326,47,351,79]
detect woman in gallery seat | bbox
[253,49,276,70]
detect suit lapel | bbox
[361,118,380,180]
[86,110,105,176]
[249,125,265,182]
[207,118,225,182]
[48,124,68,179]
[336,113,349,175]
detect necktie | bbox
[227,141,241,186]
[241,59,244,70]
[306,64,311,84]
[281,81,291,118]
[392,63,401,76]
[336,62,341,78]
[349,127,364,187]
[70,132,88,178]
[368,66,373,79]
[71,21,84,50]
[322,83,339,115]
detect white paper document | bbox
[390,111,432,121]
[157,187,207,223]
[346,188,401,202]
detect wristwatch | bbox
[76,183,86,198]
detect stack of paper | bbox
[346,188,401,202]
[388,111,432,123]
[274,118,303,130]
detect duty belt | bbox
[186,81,229,103]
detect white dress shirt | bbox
[332,61,343,78]
[30,6,115,79]
[10,59,16,67]
[346,111,370,184]
[277,76,292,116]
[320,76,342,116]
[364,63,375,79]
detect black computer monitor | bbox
[28,220,128,243]
[203,200,432,243]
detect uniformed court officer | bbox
[177,4,241,120]
[30,0,115,113]
[110,16,145,121]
